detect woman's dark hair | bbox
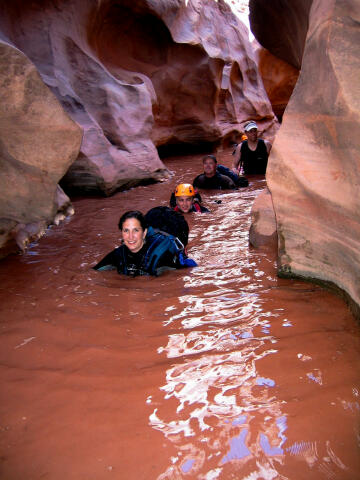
[118,210,147,231]
[202,154,217,164]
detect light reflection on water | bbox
[148,179,358,479]
[149,185,288,478]
[1,158,359,479]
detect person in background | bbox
[170,183,210,213]
[232,121,272,175]
[193,155,237,190]
[93,210,196,277]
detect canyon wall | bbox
[250,0,360,313]
[0,39,82,258]
[256,47,299,121]
[0,0,277,258]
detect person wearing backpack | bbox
[193,155,248,189]
[93,210,197,277]
[169,183,210,213]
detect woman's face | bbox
[121,218,147,253]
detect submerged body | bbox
[94,226,195,276]
[0,151,359,480]
[94,211,196,276]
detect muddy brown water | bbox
[0,150,359,480]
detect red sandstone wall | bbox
[251,0,360,311]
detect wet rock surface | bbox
[256,47,299,121]
[0,39,82,258]
[257,0,360,311]
[0,0,277,198]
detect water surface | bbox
[0,150,359,479]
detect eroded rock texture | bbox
[0,0,277,196]
[0,40,81,258]
[249,0,312,70]
[249,187,277,249]
[260,0,360,312]
[256,47,299,121]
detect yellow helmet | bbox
[175,183,195,197]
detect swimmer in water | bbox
[170,183,209,213]
[93,210,197,277]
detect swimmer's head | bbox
[175,184,195,197]
[244,121,258,132]
[175,183,195,213]
[202,155,217,177]
[118,211,147,253]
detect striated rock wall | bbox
[0,0,278,258]
[0,0,168,196]
[0,0,277,195]
[249,0,312,70]
[0,39,82,258]
[257,0,360,312]
[256,47,299,121]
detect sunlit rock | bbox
[0,40,81,259]
[249,187,277,249]
[264,0,360,312]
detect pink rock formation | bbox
[262,0,360,313]
[0,0,277,196]
[0,40,82,258]
[249,187,277,249]
[249,0,312,70]
[256,48,299,121]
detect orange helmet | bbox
[175,183,195,197]
[241,134,248,141]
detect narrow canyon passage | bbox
[0,150,359,480]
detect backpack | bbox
[145,206,189,247]
[217,164,248,188]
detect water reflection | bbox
[147,177,359,479]
[150,279,285,477]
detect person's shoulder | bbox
[200,205,210,212]
[264,138,272,148]
[193,173,206,186]
[259,138,272,153]
[218,173,236,188]
[193,173,205,181]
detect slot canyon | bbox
[0,0,359,478]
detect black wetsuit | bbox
[193,172,236,190]
[174,203,210,213]
[240,139,268,174]
[93,227,196,276]
[94,243,151,276]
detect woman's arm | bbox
[93,248,118,271]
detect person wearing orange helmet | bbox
[170,183,209,213]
